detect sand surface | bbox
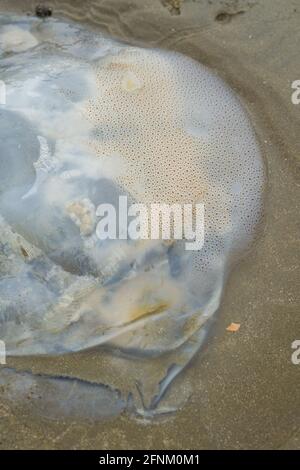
[0,0,299,449]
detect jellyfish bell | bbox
[0,14,265,416]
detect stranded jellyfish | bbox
[0,14,265,417]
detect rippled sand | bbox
[0,0,299,449]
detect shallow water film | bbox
[0,0,299,451]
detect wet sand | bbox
[0,0,299,449]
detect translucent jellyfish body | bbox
[0,15,265,417]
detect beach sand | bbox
[0,0,299,449]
